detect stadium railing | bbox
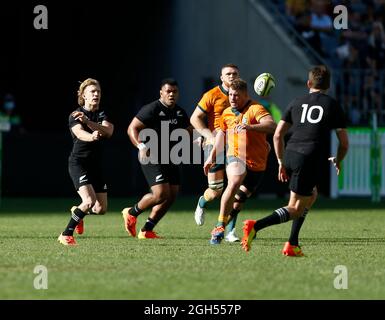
[330,127,384,199]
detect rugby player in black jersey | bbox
[242,65,349,255]
[122,78,190,239]
[58,78,114,246]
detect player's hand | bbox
[72,111,89,123]
[138,148,150,164]
[91,130,101,141]
[202,137,215,149]
[193,136,204,148]
[235,124,248,133]
[203,157,215,176]
[328,157,340,175]
[278,164,289,182]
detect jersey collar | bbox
[219,85,228,96]
[159,99,175,110]
[231,99,251,115]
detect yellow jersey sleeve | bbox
[197,86,230,131]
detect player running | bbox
[58,78,114,246]
[204,78,276,244]
[190,63,241,242]
[122,78,190,239]
[242,65,349,255]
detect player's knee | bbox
[208,179,224,195]
[206,179,224,199]
[82,199,96,211]
[226,179,242,193]
[234,189,248,203]
[287,205,303,218]
[211,188,223,199]
[152,191,169,204]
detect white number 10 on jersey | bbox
[300,104,324,123]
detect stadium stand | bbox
[268,0,385,126]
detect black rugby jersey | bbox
[136,100,189,132]
[283,91,347,156]
[69,107,108,160]
[136,100,190,163]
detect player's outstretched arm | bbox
[273,120,291,182]
[190,107,214,141]
[329,128,349,175]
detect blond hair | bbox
[77,78,100,106]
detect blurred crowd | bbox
[0,93,24,135]
[273,0,385,126]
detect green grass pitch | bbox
[1,197,384,300]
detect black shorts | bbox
[284,149,320,196]
[203,144,225,173]
[242,169,264,193]
[141,163,180,187]
[68,158,108,193]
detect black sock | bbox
[288,208,309,246]
[141,217,157,232]
[62,208,87,236]
[129,204,143,217]
[254,207,290,232]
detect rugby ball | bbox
[254,73,276,96]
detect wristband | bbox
[137,143,147,151]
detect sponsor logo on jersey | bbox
[79,175,88,183]
[155,174,164,182]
